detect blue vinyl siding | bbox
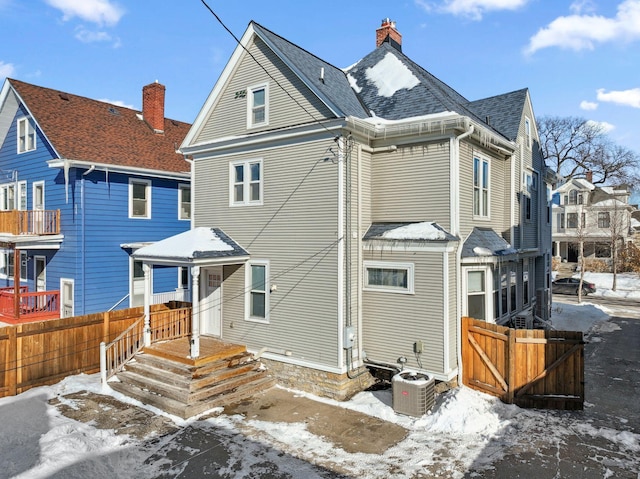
[0,101,190,315]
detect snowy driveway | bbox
[1,296,639,478]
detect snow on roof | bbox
[593,198,627,207]
[631,218,640,228]
[359,110,459,126]
[554,178,595,194]
[134,227,234,260]
[346,73,362,93]
[381,222,447,241]
[364,52,420,98]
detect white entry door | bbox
[200,267,222,337]
[60,278,74,318]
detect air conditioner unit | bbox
[392,371,435,417]
[535,288,551,321]
[514,311,533,329]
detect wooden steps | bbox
[109,340,275,418]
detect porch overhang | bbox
[130,227,250,267]
[0,234,64,250]
[362,221,459,252]
[461,227,518,264]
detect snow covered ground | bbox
[1,273,639,478]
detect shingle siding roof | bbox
[252,22,368,118]
[467,89,528,141]
[10,78,191,173]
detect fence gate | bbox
[461,317,584,410]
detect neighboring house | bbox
[0,79,192,319]
[552,175,635,264]
[135,20,554,399]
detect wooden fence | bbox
[0,303,189,398]
[461,317,584,410]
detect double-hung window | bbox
[230,159,262,206]
[129,179,151,218]
[567,213,578,229]
[1,184,15,211]
[247,83,268,128]
[524,116,532,149]
[364,261,414,294]
[467,270,486,320]
[598,212,610,228]
[246,260,269,322]
[178,185,191,220]
[473,155,489,217]
[17,117,36,153]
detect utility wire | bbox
[199,0,343,145]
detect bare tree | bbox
[538,116,640,185]
[603,195,630,291]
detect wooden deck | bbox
[143,336,247,367]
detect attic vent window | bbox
[108,107,120,116]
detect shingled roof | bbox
[9,78,191,173]
[467,89,528,142]
[252,22,368,118]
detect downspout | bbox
[453,123,474,382]
[80,166,94,316]
[81,169,86,315]
[337,136,345,370]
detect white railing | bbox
[152,288,191,304]
[100,317,144,383]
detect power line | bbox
[199,0,342,144]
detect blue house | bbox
[0,78,192,320]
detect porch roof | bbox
[462,227,517,259]
[131,227,249,266]
[363,222,458,242]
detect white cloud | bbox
[570,0,597,14]
[98,99,135,109]
[422,0,530,20]
[45,0,124,27]
[586,119,615,133]
[580,100,598,110]
[597,87,640,108]
[525,0,640,55]
[0,61,15,80]
[75,27,111,43]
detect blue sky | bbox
[1,0,639,155]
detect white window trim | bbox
[229,159,263,207]
[129,258,152,308]
[363,261,415,295]
[33,181,45,210]
[524,116,532,150]
[473,155,490,219]
[129,179,152,219]
[17,117,36,154]
[245,260,270,323]
[246,82,269,129]
[463,265,492,323]
[60,278,74,319]
[178,184,191,221]
[1,183,16,211]
[18,180,26,211]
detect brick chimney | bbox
[142,80,165,134]
[586,171,593,183]
[376,18,402,51]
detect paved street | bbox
[475,297,640,478]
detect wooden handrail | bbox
[0,210,60,235]
[100,316,145,383]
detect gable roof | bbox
[252,23,368,118]
[467,89,528,142]
[7,79,191,174]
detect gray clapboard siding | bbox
[458,140,509,239]
[371,141,451,230]
[194,137,342,367]
[195,37,334,144]
[361,249,448,375]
